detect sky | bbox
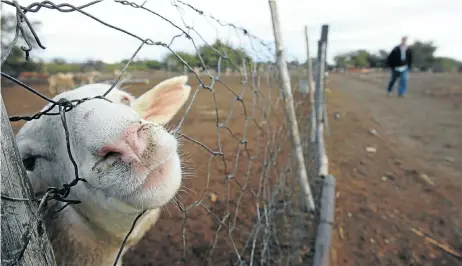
[3,0,462,64]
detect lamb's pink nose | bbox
[99,123,148,163]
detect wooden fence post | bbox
[268,0,315,212]
[1,95,57,265]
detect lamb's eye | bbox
[121,96,130,106]
[23,156,37,171]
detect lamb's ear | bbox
[132,75,191,125]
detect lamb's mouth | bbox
[91,151,177,194]
[140,154,176,189]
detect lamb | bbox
[74,71,99,85]
[15,75,191,266]
[47,72,76,94]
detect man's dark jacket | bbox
[386,46,413,70]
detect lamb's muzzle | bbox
[96,121,179,191]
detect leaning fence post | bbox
[268,0,315,212]
[1,96,57,265]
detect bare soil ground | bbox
[1,72,316,266]
[5,70,460,266]
[327,73,462,266]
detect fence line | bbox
[311,25,336,266]
[1,1,335,265]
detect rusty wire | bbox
[0,0,319,265]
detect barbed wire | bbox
[1,0,321,265]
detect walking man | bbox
[386,36,413,97]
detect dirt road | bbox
[326,73,462,266]
[334,73,462,177]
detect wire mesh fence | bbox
[1,1,333,265]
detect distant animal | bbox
[74,71,99,86]
[47,72,76,94]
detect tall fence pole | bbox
[320,25,330,136]
[315,40,325,128]
[268,0,315,212]
[1,96,57,265]
[312,24,335,266]
[317,25,329,175]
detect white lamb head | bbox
[16,75,191,213]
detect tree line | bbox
[333,41,462,72]
[37,38,255,75]
[1,12,257,77]
[2,13,462,77]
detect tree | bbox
[408,41,437,70]
[163,51,199,71]
[367,50,389,68]
[367,53,382,68]
[332,40,462,72]
[333,54,349,68]
[44,61,80,74]
[378,49,388,60]
[81,60,105,72]
[350,50,369,68]
[432,57,461,72]
[1,13,43,77]
[145,60,162,70]
[333,50,370,68]
[51,58,67,65]
[198,40,252,71]
[103,63,123,72]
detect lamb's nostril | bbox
[99,145,124,160]
[102,151,120,160]
[98,123,149,163]
[137,123,150,132]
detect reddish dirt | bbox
[327,73,462,266]
[5,70,460,266]
[2,73,315,266]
